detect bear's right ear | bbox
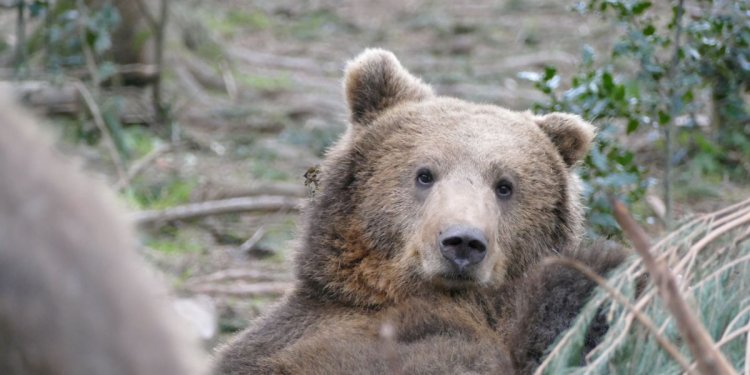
[534,112,596,167]
[344,49,433,126]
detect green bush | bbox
[521,0,750,236]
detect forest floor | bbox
[2,0,748,348]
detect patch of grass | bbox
[673,177,722,201]
[280,124,341,156]
[122,126,159,158]
[226,10,272,31]
[57,117,99,145]
[236,72,292,93]
[249,158,290,181]
[286,10,344,40]
[128,178,197,210]
[147,238,202,254]
[204,9,272,38]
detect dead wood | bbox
[186,281,292,297]
[203,182,307,200]
[132,195,305,225]
[0,81,81,115]
[187,268,289,285]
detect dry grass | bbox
[538,197,750,374]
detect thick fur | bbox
[218,291,512,374]
[504,243,628,374]
[216,49,623,374]
[0,92,206,375]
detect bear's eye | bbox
[495,180,513,199]
[416,169,434,187]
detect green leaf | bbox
[632,1,653,15]
[643,24,656,36]
[602,72,614,92]
[682,90,694,103]
[658,110,670,125]
[626,118,639,134]
[543,66,557,81]
[614,84,625,101]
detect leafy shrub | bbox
[522,0,750,236]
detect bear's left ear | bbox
[534,113,596,167]
[344,48,434,126]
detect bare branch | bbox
[132,196,304,225]
[186,268,288,285]
[203,183,306,200]
[186,281,292,297]
[238,226,266,253]
[610,197,737,375]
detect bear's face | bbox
[297,49,595,306]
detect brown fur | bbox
[504,242,628,373]
[0,91,206,375]
[216,49,621,374]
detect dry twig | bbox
[238,226,266,253]
[116,143,171,191]
[72,81,127,182]
[611,197,737,375]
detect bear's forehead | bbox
[371,98,553,167]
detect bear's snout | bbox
[438,226,488,273]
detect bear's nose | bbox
[438,226,488,273]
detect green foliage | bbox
[30,1,121,72]
[521,0,750,236]
[521,63,647,237]
[236,72,292,93]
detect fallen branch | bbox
[0,80,80,114]
[186,281,292,297]
[132,195,305,225]
[204,182,307,200]
[186,268,289,285]
[238,226,266,253]
[611,197,737,375]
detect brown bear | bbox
[215,49,626,374]
[0,91,206,375]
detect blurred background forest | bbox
[1,0,748,350]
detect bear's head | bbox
[296,49,595,307]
